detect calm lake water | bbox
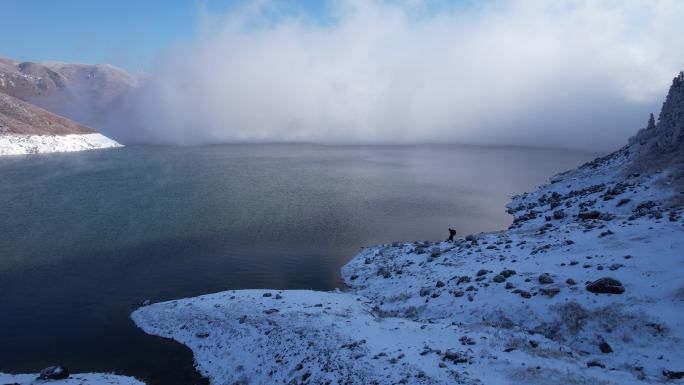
[0,144,596,384]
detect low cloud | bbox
[116,0,684,151]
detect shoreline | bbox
[0,133,122,155]
[131,144,684,384]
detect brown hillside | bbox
[0,91,95,135]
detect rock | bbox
[500,269,516,278]
[39,366,69,380]
[196,331,210,338]
[465,235,477,242]
[457,276,471,284]
[435,280,445,288]
[349,274,359,280]
[275,294,283,300]
[492,275,506,283]
[587,360,606,368]
[599,339,613,353]
[616,198,631,207]
[608,264,623,271]
[262,292,272,297]
[505,282,515,290]
[540,286,561,297]
[443,350,469,364]
[578,211,601,220]
[566,278,577,285]
[529,340,538,348]
[519,291,531,299]
[553,209,565,220]
[538,273,554,284]
[263,308,279,315]
[586,277,625,294]
[476,269,488,277]
[663,370,684,380]
[419,287,431,297]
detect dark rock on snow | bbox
[586,277,625,294]
[538,273,554,284]
[39,366,69,380]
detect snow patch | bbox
[0,372,144,385]
[0,133,122,155]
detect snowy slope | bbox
[132,74,684,384]
[0,372,144,385]
[0,133,122,155]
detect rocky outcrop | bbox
[629,71,684,184]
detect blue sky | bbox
[0,0,472,72]
[0,0,331,72]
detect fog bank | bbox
[115,0,684,151]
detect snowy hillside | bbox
[131,74,684,384]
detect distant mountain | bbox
[0,57,137,135]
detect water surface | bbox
[0,144,596,384]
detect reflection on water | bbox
[0,144,596,384]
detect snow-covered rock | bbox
[0,372,144,385]
[0,133,122,155]
[132,73,684,384]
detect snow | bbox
[0,372,144,385]
[132,141,684,385]
[0,133,122,155]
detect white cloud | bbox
[120,0,684,151]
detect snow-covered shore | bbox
[132,74,684,385]
[131,150,684,384]
[0,133,122,155]
[0,372,144,385]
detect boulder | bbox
[38,366,69,380]
[538,273,554,284]
[540,286,561,297]
[586,277,625,294]
[663,370,684,380]
[578,211,601,220]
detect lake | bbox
[0,144,596,384]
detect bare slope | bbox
[0,91,94,135]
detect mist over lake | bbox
[0,143,594,384]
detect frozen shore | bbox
[131,73,684,384]
[0,133,122,155]
[0,372,144,385]
[131,149,684,384]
